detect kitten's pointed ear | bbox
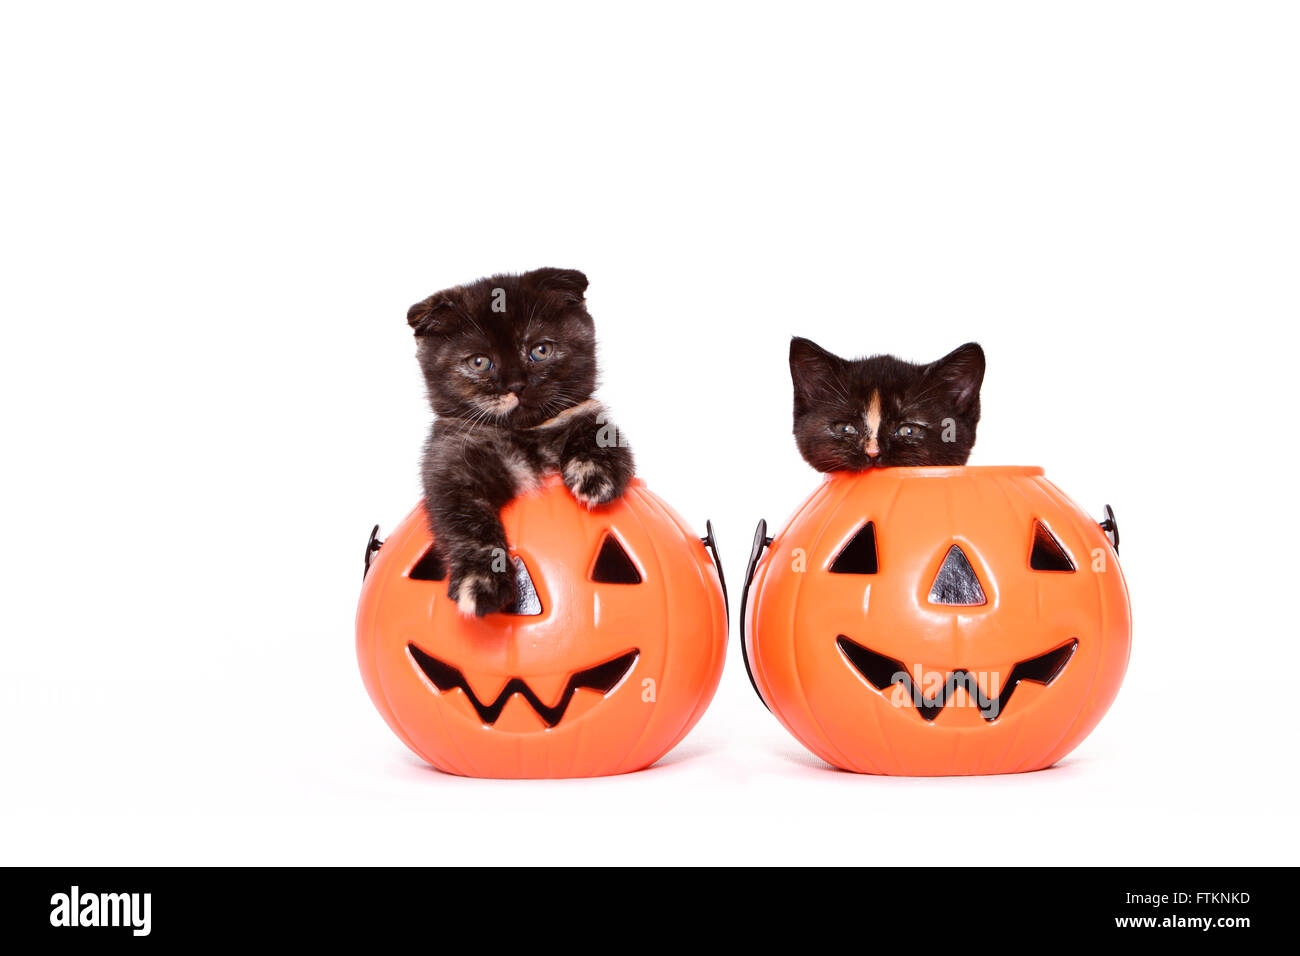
[407,289,462,337]
[924,342,986,413]
[527,267,589,304]
[790,337,843,411]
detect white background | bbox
[2,1,1297,865]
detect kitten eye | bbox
[895,423,926,439]
[528,341,555,362]
[829,422,859,436]
[467,354,493,372]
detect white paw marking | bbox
[563,459,599,485]
[455,574,490,618]
[565,460,616,507]
[573,480,614,509]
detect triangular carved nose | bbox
[928,545,986,606]
[506,556,542,615]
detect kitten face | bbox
[790,338,985,472]
[409,268,598,429]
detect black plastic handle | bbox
[363,524,383,580]
[700,520,729,625]
[738,519,773,709]
[1099,504,1120,552]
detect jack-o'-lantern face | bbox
[357,478,727,779]
[827,518,1082,723]
[743,467,1131,776]
[399,531,645,729]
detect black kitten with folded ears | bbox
[789,338,986,471]
[410,268,634,617]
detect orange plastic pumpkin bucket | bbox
[357,477,728,778]
[741,466,1131,776]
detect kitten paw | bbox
[563,458,619,509]
[450,554,517,618]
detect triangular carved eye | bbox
[591,533,642,584]
[409,545,447,581]
[506,556,543,615]
[1030,521,1076,572]
[928,545,986,606]
[829,522,878,574]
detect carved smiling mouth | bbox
[836,636,1078,722]
[407,644,639,727]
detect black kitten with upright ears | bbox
[409,268,634,618]
[789,338,986,471]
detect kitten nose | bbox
[504,377,528,395]
[864,439,881,458]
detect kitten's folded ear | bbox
[527,267,589,304]
[407,289,462,337]
[789,337,843,411]
[925,342,986,413]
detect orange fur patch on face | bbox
[865,389,882,438]
[864,389,882,456]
